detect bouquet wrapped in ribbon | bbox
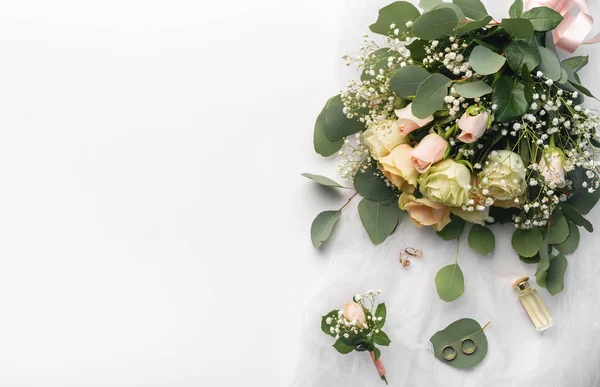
[306,0,600,298]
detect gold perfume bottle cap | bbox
[513,276,530,291]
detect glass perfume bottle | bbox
[513,276,553,331]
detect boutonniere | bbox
[321,289,390,384]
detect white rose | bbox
[479,150,527,201]
[362,120,408,160]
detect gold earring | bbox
[460,338,477,355]
[441,345,457,361]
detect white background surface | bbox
[0,0,599,386]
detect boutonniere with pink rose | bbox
[321,290,390,384]
[305,0,600,301]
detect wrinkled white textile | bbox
[292,1,600,386]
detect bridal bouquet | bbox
[306,0,600,298]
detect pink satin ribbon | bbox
[524,0,600,53]
[369,351,387,378]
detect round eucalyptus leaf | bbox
[369,1,422,36]
[561,203,593,232]
[492,76,528,122]
[301,173,347,188]
[354,164,395,202]
[435,263,465,302]
[436,215,465,241]
[311,210,342,248]
[555,222,580,255]
[412,73,452,119]
[501,18,534,39]
[413,8,459,40]
[509,0,523,18]
[419,0,444,12]
[545,253,568,295]
[456,15,493,36]
[390,66,431,98]
[561,56,589,72]
[548,212,569,245]
[468,225,495,255]
[358,199,401,245]
[522,6,563,32]
[453,0,488,20]
[536,46,562,81]
[324,95,365,142]
[505,39,541,73]
[430,318,489,369]
[511,227,543,257]
[469,46,506,75]
[433,3,465,20]
[314,99,343,157]
[453,80,493,98]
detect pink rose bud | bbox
[457,111,489,143]
[539,150,567,188]
[395,103,434,136]
[341,302,366,324]
[410,133,448,173]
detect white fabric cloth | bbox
[292,1,600,386]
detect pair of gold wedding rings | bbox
[440,338,477,361]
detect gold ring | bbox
[460,338,477,355]
[441,345,457,361]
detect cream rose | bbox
[342,302,366,323]
[418,159,471,207]
[539,149,566,188]
[362,120,408,160]
[410,133,448,173]
[451,207,494,226]
[479,150,527,201]
[457,108,489,143]
[379,144,419,189]
[395,103,434,136]
[399,192,451,231]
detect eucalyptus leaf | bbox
[435,263,465,302]
[407,39,429,62]
[454,81,493,98]
[509,0,523,18]
[390,66,431,98]
[548,212,569,245]
[325,95,365,142]
[561,202,593,232]
[456,15,493,36]
[469,45,506,75]
[362,48,399,81]
[436,215,466,240]
[568,81,598,100]
[413,8,459,40]
[468,225,495,255]
[502,18,534,39]
[567,184,600,215]
[562,56,589,72]
[370,1,422,36]
[545,253,568,295]
[430,318,488,368]
[311,210,342,248]
[555,222,580,255]
[522,6,563,32]
[412,73,452,119]
[333,339,355,354]
[314,99,344,157]
[358,199,402,245]
[433,3,465,20]
[492,76,529,122]
[536,237,550,274]
[522,63,534,103]
[419,0,443,11]
[505,39,541,72]
[354,164,396,202]
[301,173,347,188]
[452,0,488,20]
[536,46,562,81]
[511,227,543,257]
[519,253,540,264]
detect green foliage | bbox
[373,330,391,346]
[454,80,493,98]
[321,310,339,337]
[562,56,589,72]
[502,18,534,40]
[536,46,562,81]
[567,185,600,215]
[354,164,396,202]
[311,210,342,248]
[568,81,598,100]
[561,203,593,232]
[433,3,465,20]
[511,227,543,257]
[452,0,488,20]
[358,199,402,245]
[468,225,495,255]
[419,0,443,12]
[548,211,569,245]
[301,173,347,188]
[412,73,452,119]
[370,1,421,36]
[361,48,399,81]
[333,339,355,354]
[390,66,431,98]
[435,264,465,302]
[430,318,488,368]
[413,8,459,40]
[555,222,580,255]
[522,6,564,32]
[375,302,387,326]
[314,99,343,157]
[522,63,534,103]
[545,253,568,295]
[456,15,493,36]
[469,45,506,75]
[505,39,541,73]
[324,95,366,142]
[436,215,466,240]
[492,76,529,122]
[509,0,523,18]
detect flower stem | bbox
[340,192,359,210]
